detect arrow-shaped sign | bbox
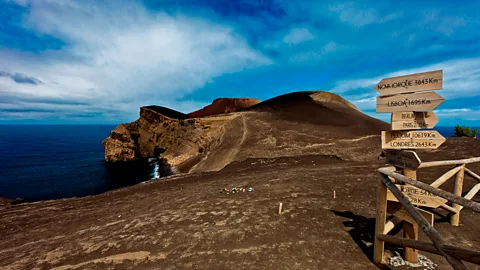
[391,111,439,130]
[387,184,447,208]
[376,92,445,113]
[381,130,446,149]
[374,70,443,96]
[385,149,422,170]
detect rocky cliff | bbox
[188,98,260,118]
[102,106,230,168]
[103,91,389,175]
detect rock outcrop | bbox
[103,91,389,175]
[188,98,260,118]
[102,106,233,168]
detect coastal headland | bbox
[1,91,479,269]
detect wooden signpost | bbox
[374,70,443,96]
[381,130,446,150]
[375,69,444,264]
[374,70,480,268]
[387,202,434,226]
[387,184,448,208]
[391,112,438,130]
[376,92,445,113]
[385,150,421,170]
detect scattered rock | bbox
[389,252,437,269]
[220,186,254,194]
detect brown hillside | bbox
[190,91,388,172]
[188,98,260,118]
[2,138,479,269]
[103,91,389,174]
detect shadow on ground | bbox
[332,210,397,270]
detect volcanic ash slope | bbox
[103,91,389,174]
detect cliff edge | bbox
[103,91,388,174]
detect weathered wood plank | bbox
[440,204,459,214]
[376,92,445,113]
[374,70,443,96]
[458,183,480,211]
[430,166,464,188]
[381,130,446,150]
[384,217,402,234]
[380,174,469,270]
[378,167,480,213]
[402,168,418,263]
[451,165,465,226]
[465,167,480,182]
[387,184,447,208]
[387,202,434,226]
[374,176,388,264]
[385,150,421,170]
[391,111,439,130]
[418,157,480,168]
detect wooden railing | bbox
[373,157,480,269]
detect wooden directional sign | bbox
[382,130,446,150]
[374,70,443,96]
[376,92,445,113]
[387,202,434,226]
[385,150,422,170]
[387,184,447,208]
[391,112,439,130]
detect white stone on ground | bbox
[389,252,437,269]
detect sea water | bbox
[0,125,162,202]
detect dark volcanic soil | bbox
[1,138,479,269]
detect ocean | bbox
[0,125,162,202]
[0,125,476,202]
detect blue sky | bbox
[0,0,479,125]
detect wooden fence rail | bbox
[378,168,480,213]
[380,173,468,269]
[376,234,480,265]
[418,157,480,168]
[374,157,480,269]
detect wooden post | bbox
[381,174,469,270]
[451,164,465,226]
[402,167,418,263]
[373,174,388,265]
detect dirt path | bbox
[190,114,248,172]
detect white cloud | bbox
[420,11,467,36]
[283,27,314,44]
[434,108,480,122]
[322,41,337,52]
[328,2,402,27]
[330,58,480,100]
[340,93,376,111]
[288,41,338,63]
[1,0,272,121]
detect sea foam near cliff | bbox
[0,125,161,202]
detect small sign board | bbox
[385,150,422,170]
[376,92,445,113]
[387,202,434,226]
[391,112,439,130]
[374,70,443,96]
[381,130,446,149]
[387,184,447,208]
